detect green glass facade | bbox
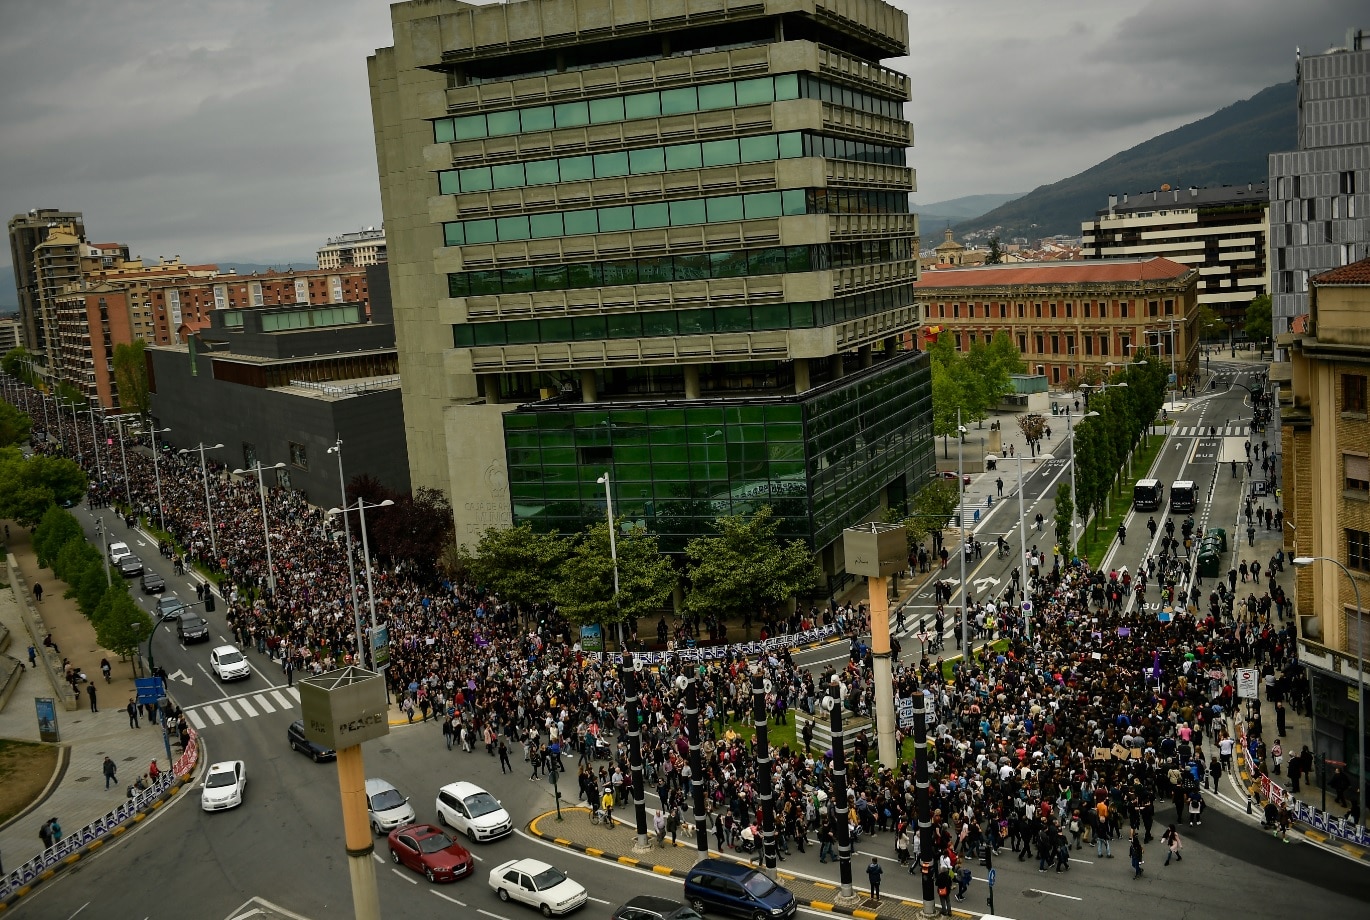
[503,351,932,552]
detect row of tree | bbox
[33,505,153,676]
[928,330,1027,456]
[444,506,819,630]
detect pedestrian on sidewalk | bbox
[497,739,512,774]
[103,756,118,789]
[39,819,54,850]
[33,582,43,603]
[1162,825,1183,865]
[27,645,36,668]
[866,857,882,901]
[127,697,140,728]
[87,683,98,712]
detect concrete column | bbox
[794,358,811,394]
[581,370,598,403]
[833,353,846,379]
[684,365,701,399]
[483,374,501,405]
[858,344,873,368]
[337,745,381,920]
[867,575,897,768]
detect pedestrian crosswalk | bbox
[1173,425,1249,438]
[185,687,300,729]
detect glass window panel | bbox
[496,215,531,240]
[659,87,698,115]
[434,119,456,143]
[789,302,814,325]
[506,320,540,344]
[572,316,606,340]
[735,77,775,105]
[471,322,507,345]
[787,246,813,272]
[568,263,602,288]
[665,142,703,170]
[534,265,568,291]
[519,106,555,132]
[781,189,807,215]
[554,101,590,127]
[765,423,804,443]
[529,212,565,239]
[698,82,737,110]
[637,257,671,284]
[459,168,492,193]
[464,219,497,244]
[524,159,560,186]
[438,170,460,195]
[744,191,782,219]
[501,268,533,293]
[701,138,740,166]
[491,162,526,189]
[715,306,752,332]
[539,318,572,341]
[774,74,799,100]
[598,206,634,232]
[606,313,643,338]
[443,223,465,246]
[594,151,629,178]
[486,110,522,136]
[452,324,473,347]
[649,424,688,443]
[447,273,470,298]
[624,91,661,119]
[705,195,744,223]
[677,310,713,335]
[634,202,669,229]
[710,250,749,278]
[602,260,638,286]
[668,199,706,227]
[453,114,487,139]
[652,464,691,482]
[559,156,594,181]
[752,303,789,329]
[563,209,599,235]
[641,312,677,337]
[589,96,626,123]
[628,147,666,175]
[673,251,710,281]
[778,132,804,158]
[739,134,779,163]
[748,248,787,275]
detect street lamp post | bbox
[327,439,364,669]
[149,427,171,532]
[180,443,224,563]
[105,415,133,511]
[84,403,102,484]
[596,472,622,648]
[329,497,395,669]
[234,460,288,595]
[94,518,111,587]
[1292,555,1365,826]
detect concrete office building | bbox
[7,208,85,361]
[370,0,931,572]
[147,265,409,500]
[1268,27,1370,350]
[1082,184,1268,334]
[317,227,388,269]
[0,318,21,354]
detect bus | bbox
[1133,478,1165,511]
[1171,480,1197,513]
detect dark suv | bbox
[683,859,795,920]
[177,613,210,644]
[612,896,702,920]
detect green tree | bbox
[112,341,150,416]
[0,448,88,526]
[2,348,32,381]
[896,479,960,549]
[93,586,152,673]
[1196,305,1224,341]
[552,521,677,628]
[986,236,1003,265]
[683,507,820,624]
[0,401,32,447]
[34,505,84,568]
[455,522,573,611]
[1053,482,1074,556]
[1244,294,1273,352]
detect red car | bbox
[388,823,474,883]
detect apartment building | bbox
[914,258,1200,387]
[7,208,85,361]
[0,317,21,353]
[1082,183,1268,333]
[370,0,931,574]
[317,227,387,269]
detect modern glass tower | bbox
[370,0,931,574]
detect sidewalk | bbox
[0,523,177,874]
[526,807,973,920]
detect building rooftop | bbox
[913,257,1192,289]
[1312,257,1370,286]
[1097,183,1268,216]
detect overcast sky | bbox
[0,0,1364,272]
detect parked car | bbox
[209,644,250,681]
[489,858,587,915]
[683,859,796,919]
[117,555,143,577]
[287,719,335,762]
[140,570,166,594]
[200,760,246,811]
[367,778,417,836]
[177,614,210,644]
[156,595,187,621]
[611,896,702,920]
[108,541,132,564]
[436,781,512,842]
[388,823,473,883]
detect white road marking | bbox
[235,695,259,717]
[271,689,295,710]
[391,868,418,884]
[373,852,384,863]
[285,687,301,702]
[431,891,466,906]
[478,911,512,920]
[252,693,276,713]
[219,699,242,721]
[204,705,224,726]
[186,709,206,730]
[587,896,611,905]
[1027,888,1082,901]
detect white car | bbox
[436,781,512,842]
[489,858,587,916]
[209,644,250,681]
[108,541,132,564]
[201,760,245,811]
[366,777,417,835]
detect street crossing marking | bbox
[186,709,206,729]
[236,696,259,718]
[1174,425,1250,437]
[184,688,301,731]
[271,689,296,709]
[219,699,243,721]
[253,693,276,713]
[204,706,223,726]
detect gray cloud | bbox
[1,0,1364,271]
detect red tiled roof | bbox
[1289,314,1310,334]
[1312,257,1370,286]
[914,257,1192,289]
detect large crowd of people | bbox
[12,385,1325,893]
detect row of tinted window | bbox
[435,75,800,142]
[806,189,908,215]
[449,246,814,298]
[443,189,808,247]
[439,133,804,196]
[799,75,904,120]
[451,286,914,347]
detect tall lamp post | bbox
[104,414,134,511]
[1292,555,1365,826]
[234,460,288,595]
[328,497,395,669]
[83,403,103,483]
[596,472,622,648]
[179,443,224,562]
[327,439,364,669]
[149,426,171,531]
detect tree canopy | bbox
[112,341,150,416]
[1244,293,1272,347]
[929,332,1024,453]
[682,506,819,621]
[0,448,87,525]
[0,400,33,448]
[453,522,573,610]
[552,521,677,627]
[893,478,959,549]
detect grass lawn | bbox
[1077,431,1167,568]
[0,739,60,826]
[719,715,797,752]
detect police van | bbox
[1132,479,1164,511]
[1170,480,1196,514]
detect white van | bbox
[108,541,132,564]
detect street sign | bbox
[988,868,996,887]
[135,677,163,705]
[896,697,916,730]
[1236,667,1259,699]
[1021,601,1032,614]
